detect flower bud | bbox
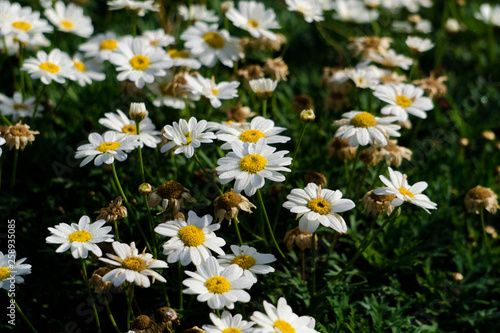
[139,183,152,195]
[300,109,315,123]
[129,102,147,123]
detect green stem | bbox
[81,260,102,333]
[126,284,135,330]
[113,220,120,241]
[346,149,360,197]
[488,24,495,65]
[30,84,47,126]
[257,189,288,263]
[184,98,190,118]
[1,114,12,126]
[18,42,25,96]
[161,283,171,307]
[131,14,137,37]
[290,123,308,169]
[311,232,316,294]
[144,194,158,258]
[8,149,19,211]
[480,208,491,260]
[194,153,223,194]
[354,166,369,202]
[409,118,423,148]
[52,82,72,114]
[262,98,268,118]
[103,296,120,333]
[136,121,146,183]
[6,291,38,333]
[111,162,129,204]
[234,221,244,245]
[409,58,419,81]
[178,261,184,311]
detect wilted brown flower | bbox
[464,186,499,214]
[292,94,314,112]
[88,267,123,293]
[263,58,289,81]
[184,327,205,333]
[249,33,287,52]
[379,72,407,84]
[304,171,327,187]
[362,189,397,216]
[347,36,393,58]
[4,121,39,150]
[214,189,256,224]
[237,64,263,82]
[324,91,350,113]
[95,197,127,223]
[485,225,498,238]
[360,140,412,168]
[413,73,448,99]
[327,137,357,160]
[131,315,161,333]
[224,101,256,123]
[150,307,179,331]
[220,1,234,13]
[148,181,196,215]
[284,227,318,251]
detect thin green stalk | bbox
[6,291,38,333]
[184,98,190,118]
[346,149,360,197]
[30,84,47,126]
[111,162,129,204]
[113,220,120,241]
[144,194,158,258]
[178,261,184,311]
[131,14,137,36]
[160,283,171,307]
[488,24,495,65]
[409,118,423,148]
[262,98,268,118]
[1,114,12,126]
[311,232,316,294]
[126,284,135,330]
[409,58,419,81]
[354,166,369,202]
[103,296,120,333]
[234,221,244,245]
[480,208,491,260]
[8,149,19,211]
[291,123,308,168]
[194,153,223,194]
[52,82,72,114]
[136,121,146,183]
[81,260,102,333]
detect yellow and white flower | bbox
[155,211,226,266]
[406,36,434,54]
[2,4,53,43]
[203,311,255,333]
[285,0,324,23]
[46,215,113,259]
[218,245,276,283]
[226,1,280,40]
[0,251,31,290]
[21,48,76,85]
[332,0,379,24]
[249,78,278,99]
[168,48,202,69]
[184,74,240,108]
[44,1,93,37]
[141,28,175,47]
[345,68,380,89]
[107,0,160,17]
[0,91,44,121]
[0,137,5,158]
[148,72,200,109]
[369,49,413,70]
[78,31,120,62]
[71,53,106,87]
[178,4,219,22]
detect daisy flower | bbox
[160,117,217,159]
[141,28,175,47]
[333,111,401,147]
[406,36,434,54]
[285,0,324,23]
[374,167,437,213]
[71,53,106,87]
[21,48,76,85]
[44,1,93,38]
[46,215,113,259]
[283,183,356,234]
[178,4,219,22]
[75,131,141,167]
[0,251,31,290]
[148,72,200,109]
[203,311,255,333]
[217,116,290,150]
[0,92,44,121]
[107,0,160,17]
[180,21,243,68]
[216,139,292,196]
[78,31,120,62]
[369,49,413,70]
[167,48,202,69]
[2,5,53,43]
[249,78,278,99]
[345,68,380,89]
[183,257,253,310]
[0,137,5,158]
[99,109,161,148]
[109,36,173,89]
[332,0,379,24]
[373,83,434,121]
[226,1,280,40]
[184,74,240,108]
[218,245,276,283]
[251,297,318,333]
[474,3,500,27]
[155,210,226,266]
[2,32,51,56]
[100,241,168,287]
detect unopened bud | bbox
[129,102,147,123]
[459,138,469,147]
[482,130,495,141]
[220,1,234,13]
[300,109,315,123]
[138,183,152,195]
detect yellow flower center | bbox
[230,255,256,270]
[178,225,205,247]
[13,104,27,110]
[60,20,74,29]
[203,32,226,49]
[205,276,231,294]
[0,267,11,281]
[129,55,150,70]
[248,20,259,28]
[358,78,364,85]
[273,320,295,333]
[12,21,32,31]
[122,124,137,134]
[239,154,267,174]
[211,89,219,96]
[150,40,159,46]
[184,132,193,145]
[396,95,412,108]
[122,257,147,272]
[398,187,414,198]
[307,198,331,215]
[39,62,60,74]
[168,49,190,58]
[74,61,86,72]
[222,328,242,333]
[350,112,377,128]
[100,39,118,50]
[239,129,266,144]
[96,141,121,153]
[68,230,91,243]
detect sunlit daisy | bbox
[216,139,292,196]
[167,48,202,69]
[46,215,113,259]
[71,53,106,87]
[374,167,437,213]
[332,0,379,24]
[100,241,168,287]
[0,92,44,121]
[333,111,401,147]
[218,245,276,283]
[141,28,175,47]
[285,0,324,23]
[107,0,160,17]
[226,1,280,40]
[44,1,93,37]
[155,211,226,266]
[203,311,255,333]
[406,36,434,54]
[369,49,413,70]
[184,74,240,108]
[183,257,253,309]
[21,48,76,85]
[178,4,219,22]
[2,5,53,43]
[0,251,31,290]
[78,31,120,62]
[283,183,355,234]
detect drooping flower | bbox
[148,181,196,215]
[464,186,499,215]
[213,189,256,224]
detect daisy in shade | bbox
[226,1,280,40]
[109,36,173,89]
[183,257,254,310]
[168,49,202,69]
[369,49,413,70]
[333,111,401,147]
[180,21,243,68]
[373,83,434,121]
[100,241,168,288]
[251,297,318,333]
[178,4,219,22]
[0,251,31,290]
[0,92,44,121]
[44,1,93,38]
[217,116,290,150]
[285,0,324,23]
[78,31,120,62]
[155,211,226,266]
[2,5,53,43]
[184,74,240,108]
[203,311,255,333]
[21,48,76,85]
[218,245,276,283]
[107,0,160,17]
[46,215,113,259]
[99,109,161,148]
[406,36,434,54]
[374,167,437,213]
[283,183,355,234]
[75,131,141,167]
[160,117,217,159]
[216,139,292,196]
[141,28,175,48]
[71,53,106,87]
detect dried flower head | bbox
[347,36,393,58]
[362,189,397,216]
[263,57,289,81]
[213,189,256,224]
[485,225,498,238]
[224,101,256,123]
[304,171,327,188]
[327,137,357,160]
[292,94,314,112]
[362,140,412,168]
[237,64,264,82]
[151,307,178,324]
[465,186,499,214]
[249,33,286,52]
[183,327,205,333]
[95,197,128,223]
[284,227,317,251]
[148,181,196,215]
[88,267,123,293]
[413,73,448,99]
[4,122,39,150]
[324,91,350,112]
[131,315,160,333]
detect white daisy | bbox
[345,68,380,89]
[392,19,432,34]
[184,74,240,108]
[474,3,500,26]
[160,117,217,159]
[374,167,437,213]
[368,49,413,70]
[178,4,219,22]
[249,78,278,99]
[226,1,280,40]
[183,257,253,310]
[74,131,141,167]
[141,28,175,47]
[0,137,5,158]
[46,215,113,259]
[2,5,53,43]
[107,0,160,17]
[100,241,168,287]
[44,1,93,38]
[2,32,51,56]
[0,92,44,121]
[155,210,225,266]
[373,83,434,121]
[218,245,276,283]
[21,48,76,85]
[333,111,401,147]
[216,139,292,196]
[180,21,243,68]
[217,116,290,150]
[71,53,106,87]
[148,72,200,109]
[283,183,356,234]
[251,297,318,333]
[0,251,31,290]
[406,36,434,54]
[203,311,255,333]
[167,48,202,69]
[109,36,173,89]
[332,0,379,24]
[78,31,120,62]
[99,109,161,148]
[285,0,324,23]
